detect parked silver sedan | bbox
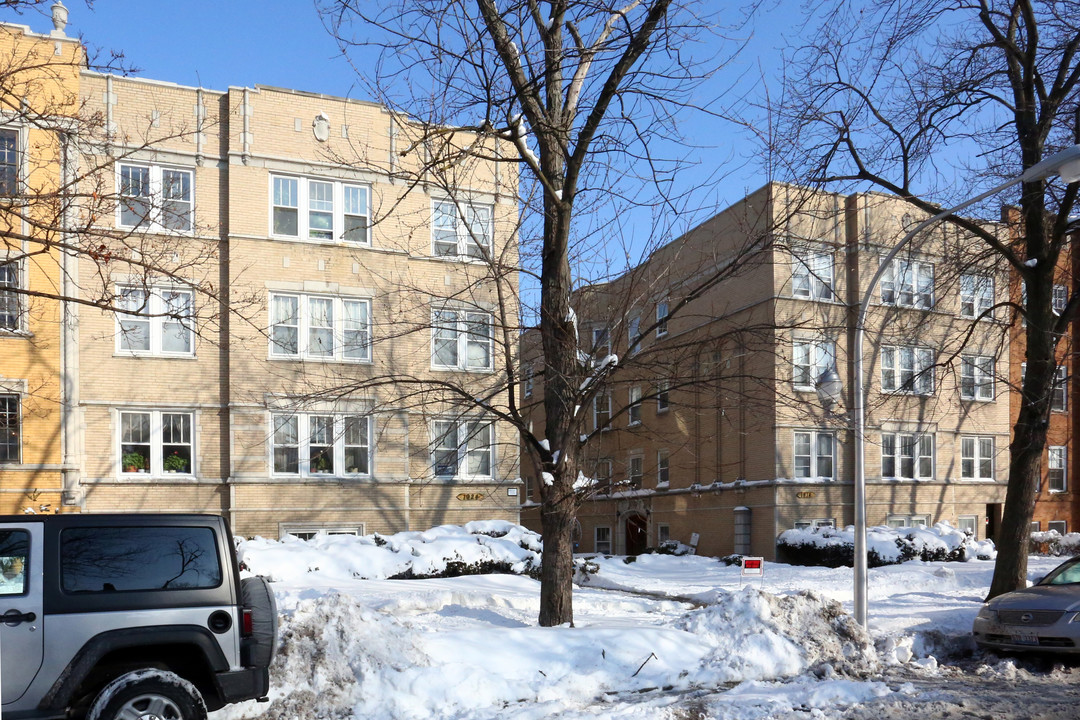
[973,556,1080,653]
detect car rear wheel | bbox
[86,669,207,720]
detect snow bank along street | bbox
[215,522,1074,720]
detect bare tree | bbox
[314,0,772,626]
[769,0,1080,598]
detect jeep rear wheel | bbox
[87,670,207,720]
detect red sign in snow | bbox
[741,557,765,577]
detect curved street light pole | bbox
[847,146,1080,628]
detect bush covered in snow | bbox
[1029,530,1080,556]
[777,523,995,568]
[238,521,542,583]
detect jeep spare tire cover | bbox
[241,575,278,667]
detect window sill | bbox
[270,474,373,481]
[0,329,32,339]
[117,223,194,238]
[656,407,669,415]
[425,253,493,265]
[114,352,198,360]
[628,421,642,428]
[788,293,841,304]
[430,365,494,374]
[268,233,373,248]
[268,355,373,365]
[960,396,996,403]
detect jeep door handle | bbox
[2,608,36,626]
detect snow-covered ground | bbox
[216,523,1069,720]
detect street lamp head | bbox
[815,365,844,408]
[1021,145,1080,184]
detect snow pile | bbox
[238,521,542,583]
[233,585,878,720]
[679,588,878,682]
[1029,529,1080,556]
[777,522,995,568]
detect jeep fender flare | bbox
[38,625,228,712]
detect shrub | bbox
[776,523,994,568]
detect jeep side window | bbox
[0,530,28,596]
[60,526,222,593]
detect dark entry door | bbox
[986,504,1001,541]
[625,514,648,555]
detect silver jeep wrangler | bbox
[0,514,277,720]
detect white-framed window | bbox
[432,419,493,480]
[523,365,534,398]
[1020,363,1068,412]
[958,515,978,537]
[960,273,994,319]
[272,413,372,477]
[1053,284,1068,315]
[628,386,642,426]
[118,163,193,232]
[881,345,934,395]
[432,199,493,258]
[269,293,372,362]
[793,431,835,480]
[119,410,194,476]
[1031,521,1041,532]
[0,127,19,195]
[791,248,834,300]
[595,458,613,492]
[881,433,934,480]
[1049,520,1067,535]
[960,355,995,401]
[628,456,643,489]
[627,316,641,354]
[880,258,934,309]
[0,258,21,331]
[792,338,836,391]
[432,308,492,371]
[656,379,670,413]
[592,327,611,358]
[658,524,670,544]
[594,389,611,431]
[0,393,19,463]
[1053,366,1068,412]
[281,524,364,541]
[656,300,669,337]
[116,286,194,356]
[794,518,835,529]
[657,450,669,488]
[595,526,612,554]
[1049,446,1067,493]
[961,436,994,481]
[887,515,929,529]
[271,175,370,244]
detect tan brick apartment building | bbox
[0,15,522,537]
[523,184,1016,559]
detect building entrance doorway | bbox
[625,513,648,555]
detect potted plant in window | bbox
[311,454,332,474]
[163,452,188,474]
[122,452,145,473]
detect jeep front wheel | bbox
[86,669,207,720]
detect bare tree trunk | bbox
[538,474,577,626]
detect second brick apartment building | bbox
[522,184,1027,559]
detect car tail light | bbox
[242,608,253,636]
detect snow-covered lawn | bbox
[216,523,1068,720]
